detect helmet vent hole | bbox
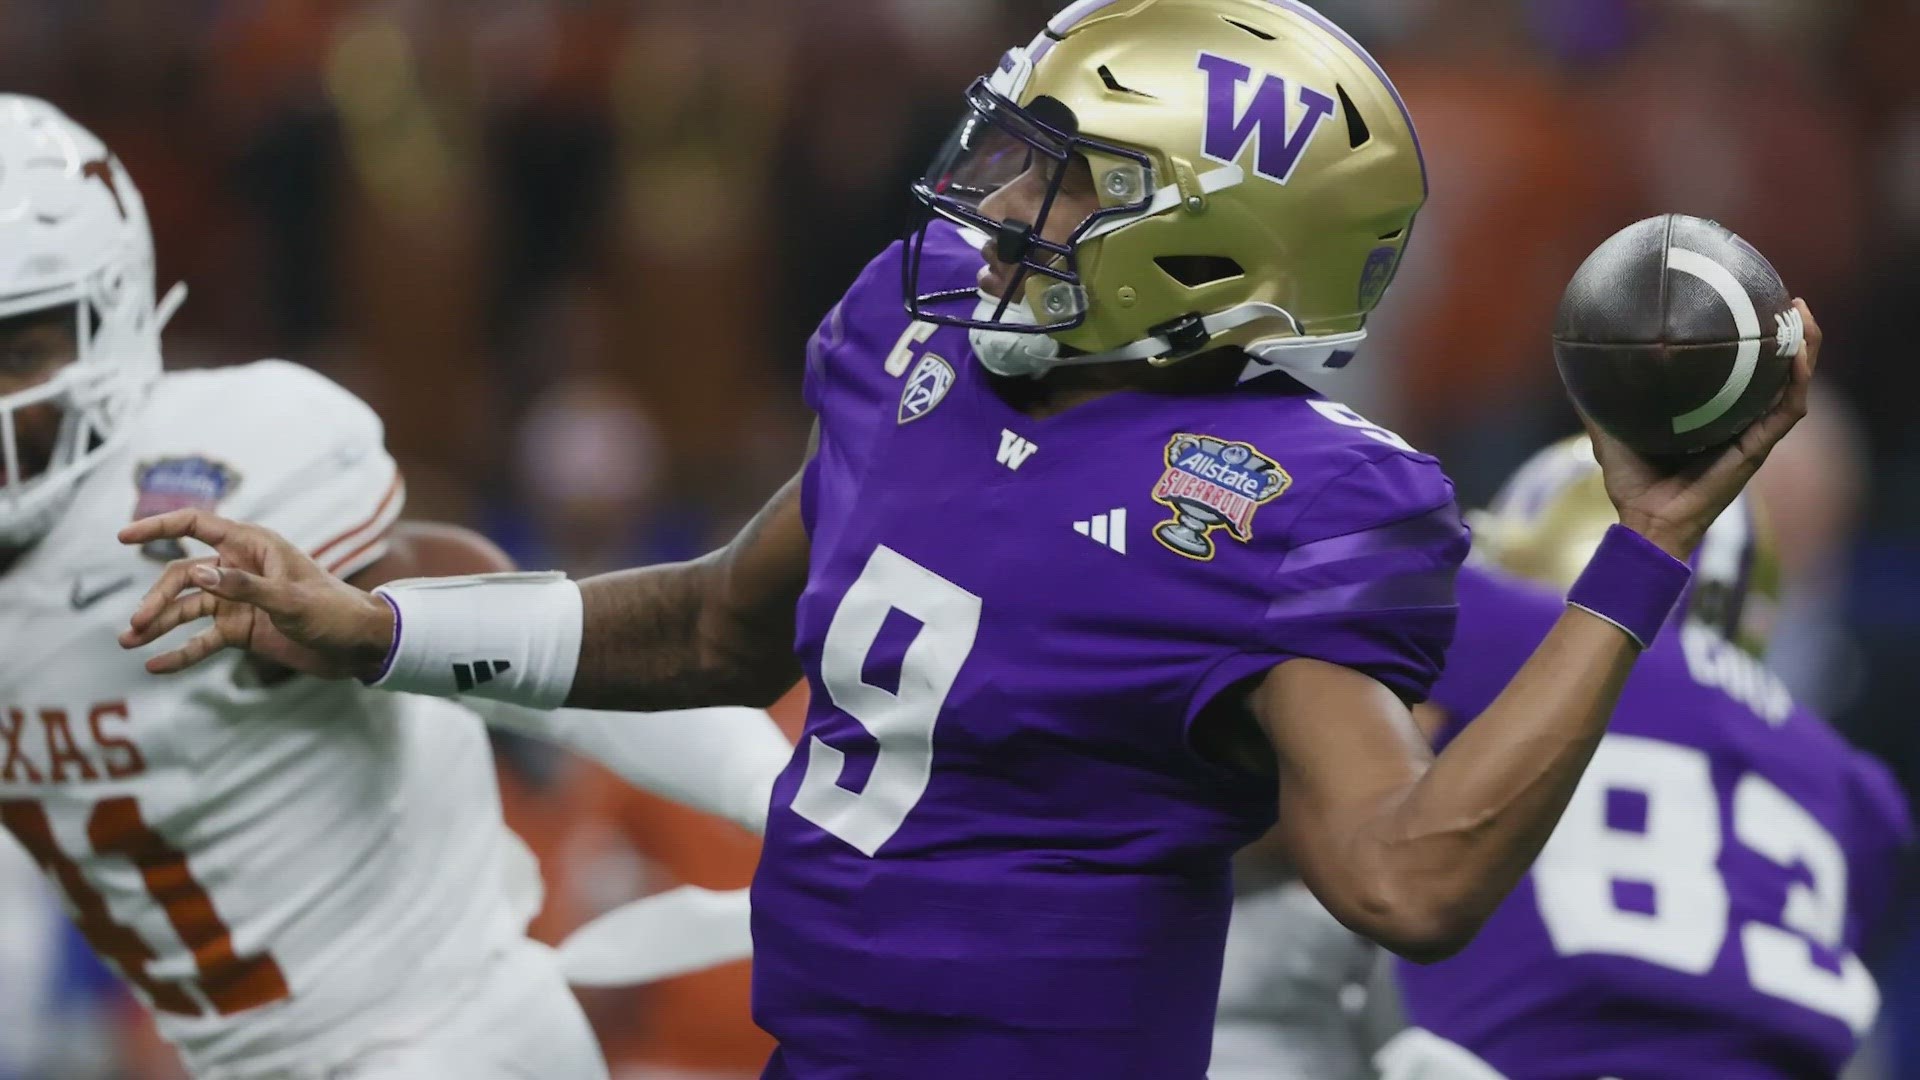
[1096,65,1155,99]
[1336,85,1372,149]
[1222,17,1276,41]
[1155,256,1245,288]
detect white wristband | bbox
[368,572,583,709]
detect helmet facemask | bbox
[906,65,1156,377]
[903,0,1429,381]
[0,94,182,550]
[0,275,179,551]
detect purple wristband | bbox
[360,592,403,686]
[1566,524,1693,649]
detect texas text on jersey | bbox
[0,360,582,1077]
[1,88,813,1078]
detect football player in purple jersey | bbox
[1378,437,1911,1080]
[116,1,1821,1076]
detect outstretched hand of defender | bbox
[117,510,394,679]
[1585,298,1820,561]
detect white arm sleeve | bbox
[466,700,794,834]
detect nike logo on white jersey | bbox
[997,429,1039,471]
[1072,509,1127,554]
[70,573,135,611]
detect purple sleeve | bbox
[800,239,906,534]
[802,297,845,416]
[798,303,839,539]
[1187,452,1468,721]
[1425,566,1568,748]
[1846,748,1914,940]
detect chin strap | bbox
[975,300,1370,379]
[1042,302,1369,372]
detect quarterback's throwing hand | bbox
[117,510,395,679]
[1587,298,1820,561]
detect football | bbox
[1552,214,1800,460]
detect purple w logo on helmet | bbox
[1197,52,1336,186]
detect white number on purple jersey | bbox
[1534,735,1878,1034]
[1733,773,1880,1028]
[1306,399,1415,452]
[791,546,981,856]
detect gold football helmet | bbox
[1470,436,1782,657]
[906,0,1426,377]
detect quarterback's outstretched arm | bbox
[349,522,795,833]
[1251,301,1820,964]
[118,465,812,714]
[567,472,809,711]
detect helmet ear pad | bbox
[1052,191,1256,351]
[1052,176,1390,361]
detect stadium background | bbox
[3,0,1918,1076]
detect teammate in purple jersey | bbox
[1381,437,1912,1080]
[114,1,1822,1076]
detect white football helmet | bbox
[0,95,183,548]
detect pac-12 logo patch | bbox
[134,456,240,560]
[1152,434,1290,560]
[898,353,955,424]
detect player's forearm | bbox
[1358,610,1636,957]
[471,697,792,832]
[569,556,802,711]
[567,471,809,710]
[353,519,799,711]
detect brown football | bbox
[1553,214,1798,460]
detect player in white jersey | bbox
[1209,841,1396,1080]
[0,95,787,1079]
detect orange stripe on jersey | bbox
[310,472,404,567]
[323,534,391,580]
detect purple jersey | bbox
[1396,566,1912,1080]
[750,223,1467,1079]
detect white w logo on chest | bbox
[996,429,1039,471]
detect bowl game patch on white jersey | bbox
[132,456,239,560]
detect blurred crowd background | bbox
[5,0,1920,1076]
